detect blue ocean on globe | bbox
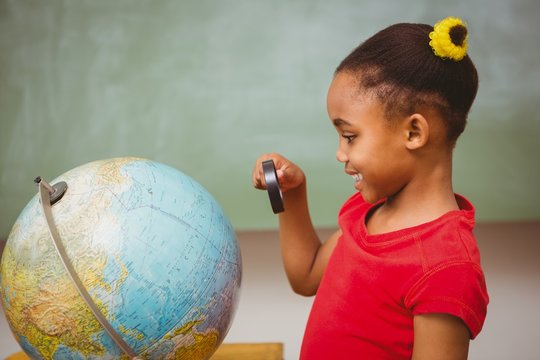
[0,157,242,360]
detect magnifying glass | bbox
[262,159,284,214]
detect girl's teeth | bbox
[352,174,363,182]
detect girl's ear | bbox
[404,113,429,150]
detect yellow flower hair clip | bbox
[429,17,468,61]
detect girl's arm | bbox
[253,154,339,296]
[412,313,470,360]
[279,181,340,295]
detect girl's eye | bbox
[342,134,356,144]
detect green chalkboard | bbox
[1,0,539,237]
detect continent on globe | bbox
[0,157,242,360]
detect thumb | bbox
[276,168,293,190]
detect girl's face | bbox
[327,72,413,204]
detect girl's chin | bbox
[357,188,383,205]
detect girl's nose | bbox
[336,147,348,163]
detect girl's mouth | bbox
[352,173,363,183]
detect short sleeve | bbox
[404,262,489,339]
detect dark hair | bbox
[336,23,478,143]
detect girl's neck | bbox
[366,157,458,235]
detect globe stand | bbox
[35,177,142,360]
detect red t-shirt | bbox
[300,193,489,360]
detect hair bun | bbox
[429,17,468,61]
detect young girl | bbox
[252,17,489,359]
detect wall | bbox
[2,222,540,359]
[1,0,540,239]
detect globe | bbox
[0,157,242,360]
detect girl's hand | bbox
[252,153,306,193]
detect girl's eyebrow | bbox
[333,118,352,127]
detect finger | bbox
[252,159,267,189]
[252,167,262,189]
